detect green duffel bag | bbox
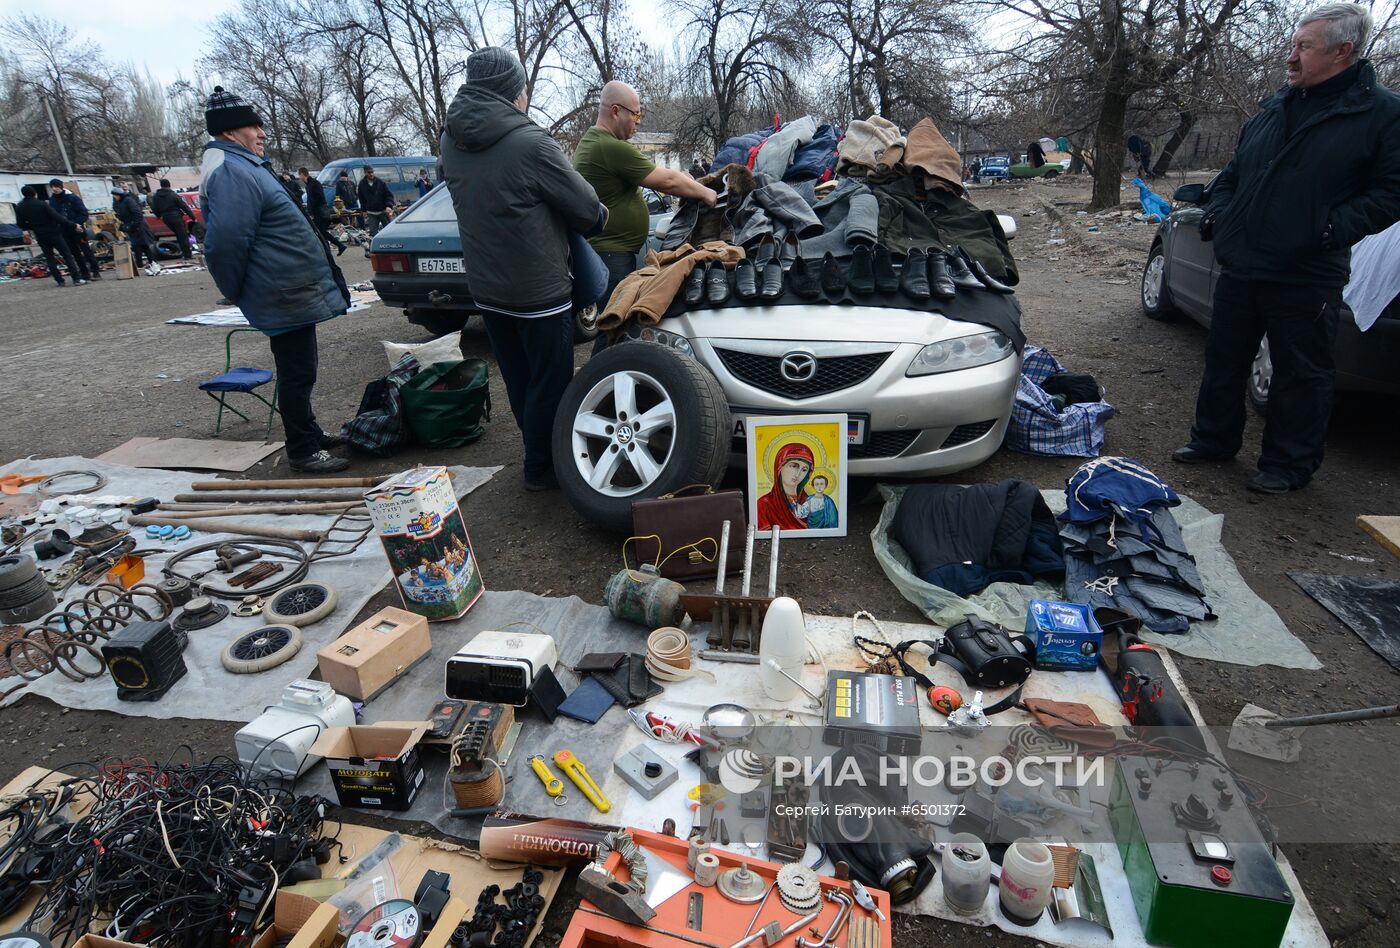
[399,358,492,448]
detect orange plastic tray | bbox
[560,827,893,948]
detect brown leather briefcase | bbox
[629,485,747,581]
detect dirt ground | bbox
[1,174,1396,946]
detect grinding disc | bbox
[347,899,423,948]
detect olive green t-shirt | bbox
[573,127,656,253]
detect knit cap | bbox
[465,47,527,101]
[205,86,264,135]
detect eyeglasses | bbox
[615,104,643,122]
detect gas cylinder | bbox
[605,564,686,628]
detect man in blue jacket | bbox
[200,86,352,474]
[48,179,102,280]
[1175,3,1400,493]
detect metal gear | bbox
[776,863,821,914]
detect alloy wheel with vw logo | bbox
[779,350,818,382]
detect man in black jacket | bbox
[334,171,360,227]
[150,178,198,259]
[16,185,88,286]
[111,185,160,271]
[48,179,102,279]
[357,166,393,238]
[298,167,347,255]
[1176,3,1400,494]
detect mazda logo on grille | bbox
[779,352,818,382]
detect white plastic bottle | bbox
[759,597,806,701]
[942,833,991,913]
[999,838,1055,925]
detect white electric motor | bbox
[235,679,355,779]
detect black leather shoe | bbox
[759,261,784,300]
[1247,471,1300,494]
[874,246,898,294]
[820,252,847,296]
[945,250,981,289]
[789,257,820,299]
[928,251,956,300]
[962,249,1015,293]
[848,245,875,294]
[734,259,759,300]
[684,265,706,304]
[289,450,350,474]
[900,249,930,301]
[706,264,731,304]
[1171,446,1232,464]
[752,236,777,266]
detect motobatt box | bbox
[365,466,484,621]
[316,606,431,701]
[822,671,922,755]
[1027,599,1102,670]
[309,724,427,810]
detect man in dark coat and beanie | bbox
[1175,3,1400,494]
[111,184,159,271]
[16,185,88,286]
[150,178,198,259]
[48,179,102,279]
[299,167,347,255]
[357,165,393,238]
[200,86,352,474]
[439,46,607,491]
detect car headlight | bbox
[906,331,1014,376]
[636,327,694,357]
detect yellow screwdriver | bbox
[553,750,611,812]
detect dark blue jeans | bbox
[591,250,641,356]
[480,310,575,481]
[1188,273,1340,486]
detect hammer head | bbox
[578,865,657,927]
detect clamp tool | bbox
[529,754,567,804]
[554,750,611,812]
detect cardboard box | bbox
[111,240,134,278]
[316,606,431,701]
[250,892,339,948]
[310,724,427,811]
[422,897,471,948]
[365,466,484,621]
[1027,598,1102,670]
[73,938,147,948]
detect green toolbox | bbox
[1109,755,1294,947]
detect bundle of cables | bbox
[2,750,341,947]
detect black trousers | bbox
[65,229,101,277]
[590,249,640,356]
[1188,273,1341,486]
[312,213,345,251]
[34,232,82,285]
[477,310,574,481]
[160,212,192,258]
[268,324,325,460]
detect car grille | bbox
[850,431,919,459]
[714,348,890,399]
[939,420,998,449]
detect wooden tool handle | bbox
[190,476,382,490]
[129,515,325,542]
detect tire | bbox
[408,308,472,338]
[221,625,303,674]
[552,342,732,533]
[574,304,601,344]
[1141,243,1178,320]
[1043,169,1059,178]
[262,581,338,627]
[1248,338,1272,415]
[0,555,39,593]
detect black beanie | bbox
[465,47,527,101]
[48,178,63,187]
[205,86,264,135]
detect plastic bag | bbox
[1131,177,1171,222]
[399,359,492,449]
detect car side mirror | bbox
[1173,184,1206,205]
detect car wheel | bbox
[409,308,471,338]
[574,304,600,344]
[1044,169,1059,178]
[553,342,731,533]
[1248,338,1272,414]
[1141,243,1178,320]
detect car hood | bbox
[660,305,1004,346]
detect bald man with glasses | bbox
[574,80,715,349]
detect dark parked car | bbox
[1141,181,1400,410]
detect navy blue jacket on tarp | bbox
[891,480,1065,597]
